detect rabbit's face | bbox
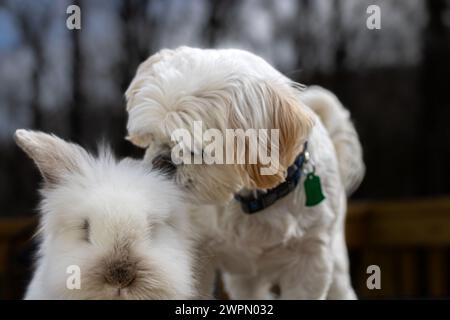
[15,130,194,299]
[41,185,193,300]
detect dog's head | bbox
[125,47,314,204]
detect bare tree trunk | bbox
[13,4,51,129]
[120,0,150,87]
[205,0,236,47]
[118,0,151,157]
[420,0,450,194]
[70,0,83,142]
[332,0,346,74]
[6,1,52,217]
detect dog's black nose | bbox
[104,261,136,288]
[152,154,177,176]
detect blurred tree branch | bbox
[69,0,82,141]
[8,1,52,129]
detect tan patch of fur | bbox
[229,83,314,190]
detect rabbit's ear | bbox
[14,129,89,186]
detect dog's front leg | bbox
[279,236,333,299]
[222,272,273,300]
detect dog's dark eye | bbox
[190,150,204,157]
[152,154,177,176]
[81,219,91,243]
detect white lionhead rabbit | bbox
[15,130,195,299]
[125,47,365,299]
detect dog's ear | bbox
[229,80,314,189]
[14,129,88,186]
[125,49,175,107]
[125,49,176,149]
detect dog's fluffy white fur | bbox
[15,130,195,299]
[126,47,365,299]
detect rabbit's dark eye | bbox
[81,219,91,243]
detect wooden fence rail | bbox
[2,196,450,299]
[347,197,450,298]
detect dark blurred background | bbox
[1,0,450,299]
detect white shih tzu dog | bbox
[125,47,365,299]
[15,130,196,299]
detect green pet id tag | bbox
[304,172,325,207]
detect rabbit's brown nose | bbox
[104,261,137,288]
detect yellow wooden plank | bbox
[0,217,37,240]
[346,197,450,248]
[399,250,419,297]
[427,248,448,297]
